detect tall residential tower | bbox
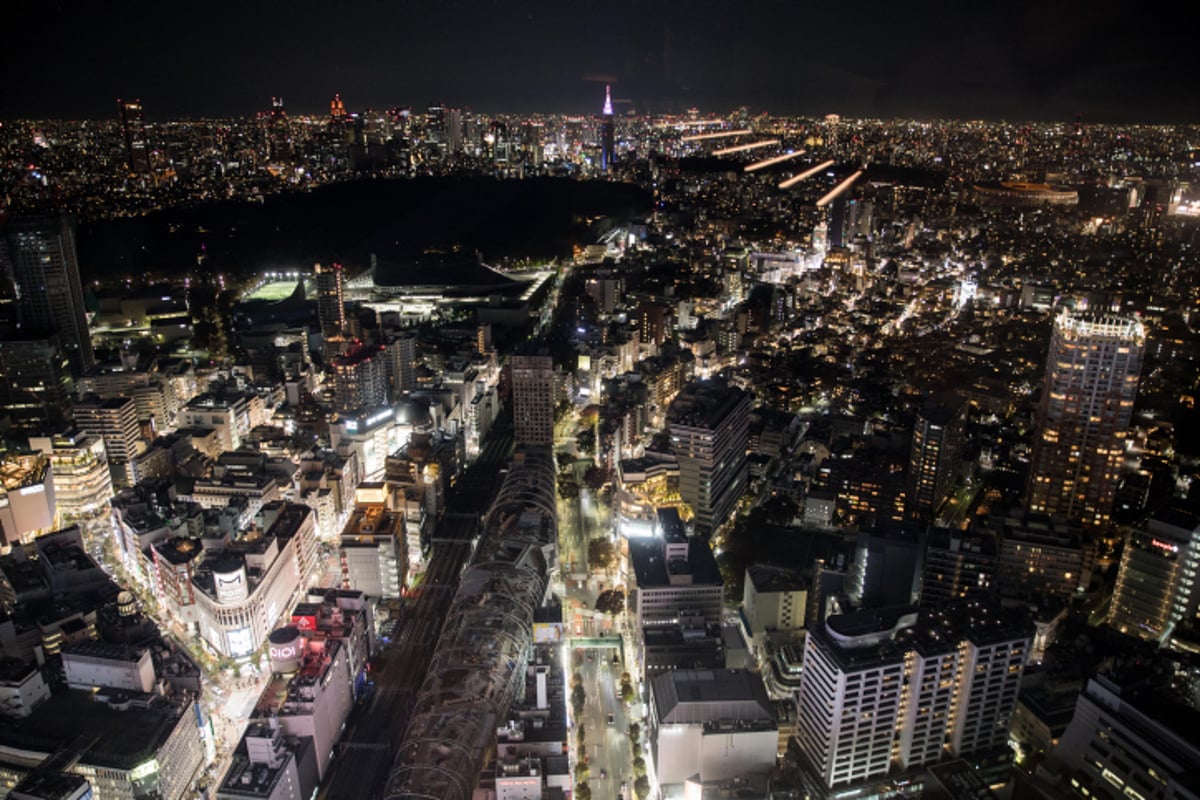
[1026,310,1144,528]
[0,215,95,377]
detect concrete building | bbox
[0,453,56,549]
[1027,311,1145,528]
[314,262,346,341]
[794,603,1032,795]
[332,344,388,415]
[217,722,318,800]
[28,432,112,526]
[628,517,723,630]
[979,511,1091,600]
[907,392,967,520]
[919,528,996,609]
[0,658,50,720]
[1109,506,1200,643]
[742,565,808,636]
[180,391,254,453]
[0,334,75,432]
[511,354,555,447]
[61,640,156,694]
[1042,675,1200,800]
[648,669,777,789]
[338,491,406,599]
[0,690,205,800]
[74,397,142,489]
[0,215,94,377]
[187,504,316,660]
[668,380,751,537]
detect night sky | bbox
[6,0,1193,123]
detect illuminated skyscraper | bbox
[907,392,967,520]
[599,84,615,172]
[1026,311,1144,528]
[0,215,95,377]
[511,353,555,447]
[1108,506,1200,642]
[794,603,1031,795]
[314,262,346,341]
[330,93,347,119]
[117,98,152,174]
[266,96,292,162]
[668,380,751,537]
[333,344,389,415]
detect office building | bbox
[978,511,1090,600]
[1027,311,1144,528]
[0,215,95,377]
[668,379,752,536]
[217,722,318,800]
[338,491,406,599]
[511,353,554,447]
[333,344,388,414]
[628,513,723,630]
[314,262,346,341]
[0,453,56,549]
[1043,674,1200,800]
[117,98,152,174]
[742,564,808,636]
[919,528,996,609]
[0,335,75,432]
[179,389,255,452]
[0,690,204,800]
[794,603,1031,795]
[847,525,923,608]
[648,669,777,790]
[389,334,417,396]
[74,396,142,488]
[1109,505,1200,642]
[28,431,112,526]
[908,392,967,520]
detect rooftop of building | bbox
[746,564,807,594]
[61,639,147,664]
[340,503,404,545]
[9,770,91,800]
[651,669,775,728]
[219,732,312,799]
[629,536,722,589]
[0,452,49,492]
[0,689,188,771]
[667,379,749,430]
[153,536,205,565]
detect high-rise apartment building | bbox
[668,380,751,536]
[919,528,996,609]
[1027,311,1144,528]
[389,334,418,397]
[1043,674,1200,800]
[117,98,152,174]
[0,215,95,377]
[315,262,346,341]
[907,392,967,520]
[510,353,555,447]
[333,344,388,415]
[1108,506,1200,643]
[794,603,1031,795]
[0,334,75,432]
[75,396,141,488]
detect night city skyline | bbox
[6,0,1198,122]
[0,5,1199,800]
